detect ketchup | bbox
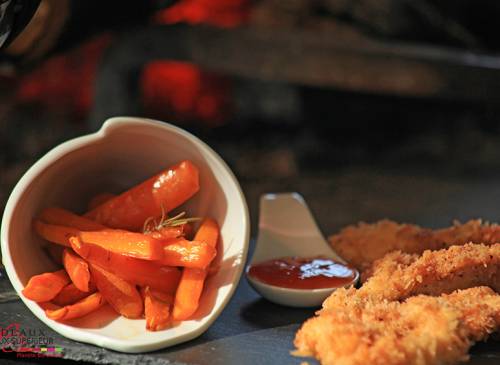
[247,257,357,290]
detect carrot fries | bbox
[22,270,70,302]
[71,236,180,293]
[173,219,220,320]
[142,286,173,331]
[160,239,217,269]
[86,160,199,230]
[77,230,163,260]
[33,221,78,247]
[39,207,106,231]
[53,283,96,306]
[63,249,91,292]
[45,292,105,321]
[25,160,220,330]
[89,264,143,319]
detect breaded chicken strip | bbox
[329,219,500,271]
[323,243,499,310]
[294,287,500,365]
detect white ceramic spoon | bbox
[246,193,359,307]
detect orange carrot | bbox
[22,270,70,302]
[160,238,216,269]
[141,286,173,331]
[53,283,96,306]
[85,160,200,230]
[87,193,115,211]
[38,302,60,311]
[63,249,91,292]
[46,292,105,321]
[70,236,181,293]
[146,225,187,241]
[78,230,163,260]
[89,264,143,318]
[39,207,106,230]
[173,219,219,320]
[148,287,174,302]
[34,220,78,247]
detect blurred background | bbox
[3,0,500,234]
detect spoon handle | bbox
[252,193,345,264]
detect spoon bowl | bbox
[246,193,359,307]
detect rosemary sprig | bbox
[143,205,200,234]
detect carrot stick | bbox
[34,220,78,247]
[146,225,187,241]
[70,236,181,293]
[85,160,200,230]
[141,286,173,331]
[53,283,96,306]
[63,249,91,292]
[173,219,219,320]
[160,238,216,269]
[78,229,163,260]
[89,263,143,319]
[22,270,70,302]
[148,287,174,302]
[46,292,105,321]
[39,207,106,231]
[87,193,115,211]
[39,302,60,311]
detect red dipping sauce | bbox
[247,256,357,290]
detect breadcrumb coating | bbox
[329,219,500,271]
[294,287,500,365]
[323,243,499,309]
[294,243,500,365]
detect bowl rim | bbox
[0,116,250,353]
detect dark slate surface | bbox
[2,110,500,364]
[3,168,500,364]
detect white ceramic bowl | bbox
[0,117,250,353]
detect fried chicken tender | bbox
[295,244,500,365]
[294,287,500,365]
[329,219,500,271]
[323,243,499,310]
